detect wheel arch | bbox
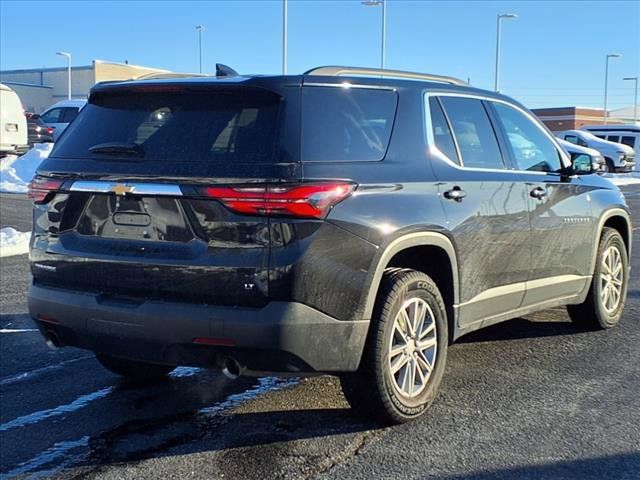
[362,232,460,337]
[592,208,632,274]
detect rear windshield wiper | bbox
[88,142,144,157]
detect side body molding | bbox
[362,232,460,322]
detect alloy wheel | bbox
[600,245,624,314]
[388,297,438,398]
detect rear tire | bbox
[567,228,628,330]
[340,269,448,424]
[95,353,174,380]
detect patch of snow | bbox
[199,377,299,415]
[169,366,202,378]
[0,227,31,257]
[603,173,640,187]
[0,386,114,432]
[0,143,53,193]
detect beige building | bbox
[0,60,173,113]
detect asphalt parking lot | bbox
[1,185,639,479]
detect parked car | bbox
[556,129,635,173]
[557,138,605,173]
[27,117,55,145]
[581,124,640,161]
[27,66,632,424]
[0,83,28,157]
[28,99,87,143]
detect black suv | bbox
[27,66,632,423]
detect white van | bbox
[557,138,605,172]
[0,84,28,157]
[581,124,640,160]
[556,129,635,173]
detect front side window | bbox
[564,135,579,144]
[40,107,64,123]
[607,135,620,143]
[301,86,397,162]
[492,102,562,172]
[439,97,504,169]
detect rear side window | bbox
[439,97,504,169]
[607,135,620,143]
[40,108,64,123]
[61,107,80,123]
[301,86,397,162]
[621,136,636,148]
[492,102,562,173]
[428,97,459,164]
[52,88,282,165]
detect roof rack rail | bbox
[135,72,211,80]
[303,66,467,86]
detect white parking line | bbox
[0,328,38,333]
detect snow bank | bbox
[0,144,53,193]
[0,228,31,257]
[604,173,640,187]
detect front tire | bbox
[567,227,628,329]
[95,353,174,380]
[340,269,448,424]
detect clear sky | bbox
[1,0,638,110]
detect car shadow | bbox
[437,451,640,480]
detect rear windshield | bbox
[52,88,282,166]
[301,86,397,162]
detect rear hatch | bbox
[30,79,302,307]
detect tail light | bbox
[205,182,356,219]
[27,176,64,204]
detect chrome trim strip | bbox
[70,181,183,196]
[457,274,591,308]
[423,91,571,172]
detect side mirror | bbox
[571,153,594,175]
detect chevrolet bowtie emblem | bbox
[110,184,133,196]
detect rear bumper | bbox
[28,283,369,373]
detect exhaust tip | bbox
[222,357,241,380]
[44,330,61,350]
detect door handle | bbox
[444,186,467,202]
[530,186,547,200]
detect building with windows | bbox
[532,106,639,132]
[0,60,174,113]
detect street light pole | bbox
[282,0,288,74]
[56,51,71,100]
[622,76,638,123]
[494,13,517,92]
[195,25,205,74]
[362,0,386,70]
[603,53,622,124]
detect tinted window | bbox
[61,107,80,123]
[607,135,620,143]
[595,135,606,139]
[564,134,587,147]
[493,103,562,172]
[302,86,397,161]
[428,97,459,164]
[40,107,64,123]
[621,136,636,148]
[53,89,281,167]
[439,97,504,169]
